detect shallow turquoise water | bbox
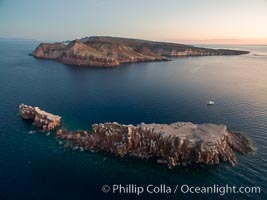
[0,40,266,200]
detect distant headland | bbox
[32,36,250,67]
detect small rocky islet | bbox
[32,36,249,67]
[19,104,61,131]
[19,104,254,168]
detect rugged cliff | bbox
[56,122,253,167]
[32,36,249,67]
[19,104,254,168]
[19,104,61,131]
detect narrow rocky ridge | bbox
[19,104,254,168]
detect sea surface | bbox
[0,40,266,200]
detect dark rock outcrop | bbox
[32,36,250,67]
[56,122,254,167]
[19,104,61,131]
[19,104,254,167]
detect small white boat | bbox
[207,101,215,105]
[28,130,36,134]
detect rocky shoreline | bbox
[19,104,254,168]
[32,36,250,67]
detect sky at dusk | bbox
[0,0,267,44]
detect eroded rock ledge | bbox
[19,104,61,131]
[19,104,253,168]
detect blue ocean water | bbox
[0,40,266,200]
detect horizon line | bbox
[1,36,267,46]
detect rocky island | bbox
[19,104,61,131]
[32,36,249,67]
[19,104,253,168]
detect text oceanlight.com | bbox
[101,184,261,196]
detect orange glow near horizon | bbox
[1,0,267,44]
[168,38,267,45]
